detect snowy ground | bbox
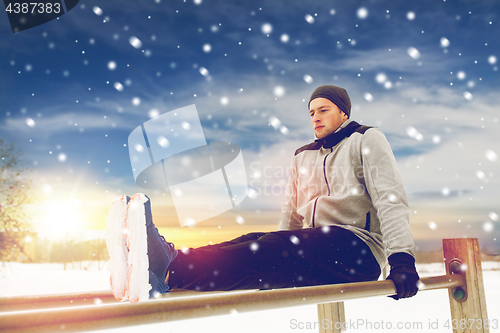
[1,261,499,333]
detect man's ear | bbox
[341,111,348,121]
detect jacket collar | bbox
[315,119,361,149]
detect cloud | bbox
[1,110,131,138]
[411,189,473,199]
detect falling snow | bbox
[107,61,117,70]
[25,118,35,127]
[114,82,124,91]
[304,14,315,24]
[134,143,144,153]
[483,222,494,233]
[428,221,438,230]
[303,74,314,84]
[407,47,421,60]
[441,187,450,196]
[250,242,258,251]
[149,109,159,118]
[261,23,272,35]
[273,86,285,97]
[489,212,498,221]
[406,126,424,141]
[235,215,245,224]
[220,97,229,105]
[202,44,211,53]
[129,36,142,49]
[269,116,281,129]
[375,73,387,84]
[463,91,473,101]
[199,67,209,76]
[485,150,498,162]
[247,188,259,199]
[157,136,169,148]
[290,235,300,245]
[357,7,368,19]
[440,37,450,47]
[92,6,103,16]
[476,170,486,179]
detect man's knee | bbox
[242,232,267,241]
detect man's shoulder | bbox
[294,141,322,156]
[353,124,374,135]
[349,123,384,143]
[347,120,376,136]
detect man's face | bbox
[309,98,348,139]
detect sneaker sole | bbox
[105,195,130,301]
[126,193,151,302]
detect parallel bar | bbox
[0,291,114,312]
[0,289,207,312]
[0,275,463,333]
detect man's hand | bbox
[386,252,419,300]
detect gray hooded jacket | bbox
[278,119,416,269]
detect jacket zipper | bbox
[311,197,319,228]
[313,149,333,228]
[323,148,333,196]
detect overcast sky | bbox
[1,0,499,251]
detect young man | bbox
[106,85,419,303]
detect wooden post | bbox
[317,302,345,333]
[443,238,489,333]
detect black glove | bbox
[386,252,419,300]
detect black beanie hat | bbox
[308,85,351,118]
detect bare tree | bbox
[0,139,35,261]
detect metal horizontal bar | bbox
[0,290,115,312]
[0,289,208,312]
[0,274,463,333]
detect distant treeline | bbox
[9,236,108,265]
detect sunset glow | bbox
[35,200,84,240]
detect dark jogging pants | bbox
[167,226,381,291]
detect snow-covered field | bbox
[1,261,499,332]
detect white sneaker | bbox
[105,195,130,301]
[106,193,176,302]
[126,193,151,302]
